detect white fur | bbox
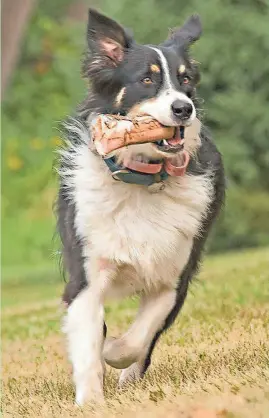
[63,287,104,405]
[119,361,144,387]
[60,123,212,291]
[62,239,118,405]
[138,47,196,126]
[150,47,174,90]
[60,119,213,404]
[103,289,176,369]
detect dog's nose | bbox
[171,100,193,120]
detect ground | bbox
[2,248,269,417]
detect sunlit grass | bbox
[2,248,269,417]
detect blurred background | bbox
[2,0,269,299]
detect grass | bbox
[2,247,269,417]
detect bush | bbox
[210,188,269,252]
[2,14,85,216]
[2,9,86,266]
[2,0,269,266]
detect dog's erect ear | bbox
[87,9,132,65]
[164,15,202,49]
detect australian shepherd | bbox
[57,9,225,405]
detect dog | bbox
[57,9,225,405]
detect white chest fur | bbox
[61,130,213,292]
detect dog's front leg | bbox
[63,258,114,406]
[104,288,177,374]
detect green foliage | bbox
[210,189,269,252]
[2,5,86,266]
[2,11,85,215]
[2,0,269,267]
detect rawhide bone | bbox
[90,114,175,156]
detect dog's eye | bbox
[183,76,190,84]
[142,77,153,85]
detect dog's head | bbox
[83,9,202,162]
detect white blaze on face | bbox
[139,47,196,126]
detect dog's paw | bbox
[75,386,105,407]
[74,363,105,407]
[103,336,139,369]
[118,362,143,388]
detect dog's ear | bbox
[87,9,132,65]
[164,15,202,49]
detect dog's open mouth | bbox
[155,126,185,153]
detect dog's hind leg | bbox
[103,288,176,371]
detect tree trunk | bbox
[1,0,36,99]
[66,0,88,22]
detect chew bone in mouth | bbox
[90,114,181,157]
[155,126,185,153]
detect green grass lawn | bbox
[2,247,269,417]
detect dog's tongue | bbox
[166,137,182,146]
[166,127,184,146]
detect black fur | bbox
[57,8,225,383]
[57,187,87,305]
[79,10,201,119]
[142,127,225,373]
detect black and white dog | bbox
[57,9,225,405]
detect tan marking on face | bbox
[179,64,186,74]
[150,64,160,73]
[115,87,126,107]
[127,98,157,117]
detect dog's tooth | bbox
[163,140,169,145]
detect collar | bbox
[103,151,190,187]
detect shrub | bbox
[2,0,269,266]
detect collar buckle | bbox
[111,169,130,181]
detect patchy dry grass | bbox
[2,248,269,417]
